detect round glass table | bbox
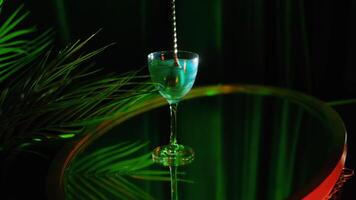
[48,84,347,200]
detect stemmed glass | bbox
[148,50,199,167]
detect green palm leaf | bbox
[66,142,171,200]
[0,4,181,200]
[0,5,53,83]
[0,0,4,13]
[0,5,156,150]
[0,34,155,147]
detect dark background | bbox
[18,0,356,97]
[2,0,356,199]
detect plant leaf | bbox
[66,142,174,200]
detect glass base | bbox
[152,144,195,166]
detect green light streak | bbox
[241,105,250,199]
[285,108,303,193]
[52,0,70,43]
[275,100,289,199]
[206,89,219,96]
[240,96,262,199]
[250,97,262,199]
[327,99,356,106]
[140,0,147,45]
[18,143,31,149]
[285,0,292,86]
[252,0,264,67]
[59,133,76,139]
[215,98,225,200]
[33,138,42,142]
[214,0,222,52]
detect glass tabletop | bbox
[48,84,347,200]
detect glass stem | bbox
[169,102,178,146]
[170,166,178,200]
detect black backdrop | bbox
[18,0,356,97]
[3,0,356,198]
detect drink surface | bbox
[149,58,198,103]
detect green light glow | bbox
[206,89,219,96]
[245,97,262,199]
[52,0,70,43]
[214,99,225,200]
[327,99,356,106]
[275,101,290,199]
[61,85,347,199]
[59,133,76,139]
[285,108,303,194]
[18,143,31,149]
[33,138,42,142]
[214,0,222,52]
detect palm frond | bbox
[66,142,171,200]
[0,35,156,147]
[0,0,4,14]
[0,5,157,149]
[0,4,177,200]
[0,5,53,83]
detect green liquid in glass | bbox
[149,58,198,104]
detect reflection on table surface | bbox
[50,85,346,200]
